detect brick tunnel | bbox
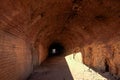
[0,0,120,80]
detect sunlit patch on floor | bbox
[65,52,107,80]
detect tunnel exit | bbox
[48,42,65,57]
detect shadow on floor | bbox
[28,56,73,80]
[27,53,119,80]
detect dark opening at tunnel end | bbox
[48,42,65,57]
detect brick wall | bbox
[0,30,33,80]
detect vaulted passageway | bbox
[0,0,120,80]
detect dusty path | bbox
[28,54,116,80]
[28,56,73,80]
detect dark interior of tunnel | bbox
[48,42,65,57]
[0,0,120,80]
[105,59,109,72]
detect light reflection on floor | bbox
[65,52,107,80]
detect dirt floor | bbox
[28,53,116,80]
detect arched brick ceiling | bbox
[0,0,120,47]
[0,0,120,79]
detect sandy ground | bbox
[28,53,116,80]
